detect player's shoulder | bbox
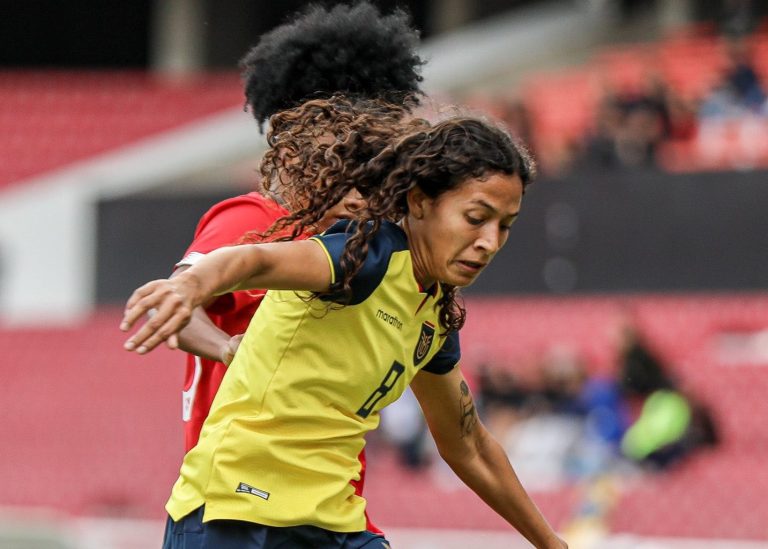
[182,192,288,258]
[313,220,410,305]
[377,220,409,250]
[196,192,287,234]
[202,192,285,220]
[321,219,408,250]
[316,219,410,277]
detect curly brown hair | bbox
[326,117,536,333]
[241,95,429,244]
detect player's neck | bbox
[401,217,435,289]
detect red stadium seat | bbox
[0,71,241,190]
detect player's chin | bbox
[454,275,480,288]
[445,267,482,288]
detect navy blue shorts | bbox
[162,506,391,549]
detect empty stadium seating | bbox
[0,71,241,190]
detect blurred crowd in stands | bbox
[466,18,768,175]
[380,313,719,491]
[478,318,718,486]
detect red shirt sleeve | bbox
[176,192,288,316]
[181,192,288,259]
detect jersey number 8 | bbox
[356,361,405,418]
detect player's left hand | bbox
[220,334,245,365]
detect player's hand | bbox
[120,277,198,354]
[220,334,245,366]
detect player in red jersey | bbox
[176,193,286,446]
[167,2,427,535]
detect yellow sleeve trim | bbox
[309,237,336,286]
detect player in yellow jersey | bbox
[122,116,568,549]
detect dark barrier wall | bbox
[96,170,768,302]
[472,169,768,294]
[96,192,234,303]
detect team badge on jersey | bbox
[413,321,435,366]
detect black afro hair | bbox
[240,1,425,128]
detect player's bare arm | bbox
[170,266,244,364]
[411,367,567,549]
[120,240,332,354]
[458,379,479,438]
[176,306,243,364]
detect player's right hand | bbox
[120,277,197,354]
[220,333,245,366]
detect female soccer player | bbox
[173,4,426,535]
[174,95,425,539]
[175,0,425,453]
[122,116,568,549]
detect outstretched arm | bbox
[175,306,244,365]
[169,266,245,364]
[410,367,567,549]
[120,240,332,354]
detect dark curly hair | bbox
[240,95,430,243]
[240,1,425,129]
[277,116,536,333]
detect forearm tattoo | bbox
[459,380,478,438]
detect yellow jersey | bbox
[166,221,460,532]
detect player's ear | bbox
[406,187,431,220]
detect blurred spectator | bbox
[379,387,430,470]
[665,93,699,141]
[477,362,529,413]
[699,36,767,118]
[474,315,720,487]
[538,347,632,476]
[579,376,629,451]
[460,93,536,158]
[617,320,673,398]
[581,95,625,168]
[620,388,719,469]
[719,0,760,37]
[496,349,589,491]
[616,318,719,469]
[499,98,536,157]
[537,345,589,416]
[613,99,664,167]
[476,362,531,441]
[478,348,627,489]
[580,77,673,170]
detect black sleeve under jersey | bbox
[311,220,408,305]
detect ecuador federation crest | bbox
[413,321,435,366]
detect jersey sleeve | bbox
[421,330,461,375]
[310,220,406,305]
[176,194,286,314]
[177,194,287,267]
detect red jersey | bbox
[176,192,380,533]
[176,192,286,451]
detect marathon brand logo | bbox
[413,321,435,366]
[236,482,270,500]
[376,308,403,330]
